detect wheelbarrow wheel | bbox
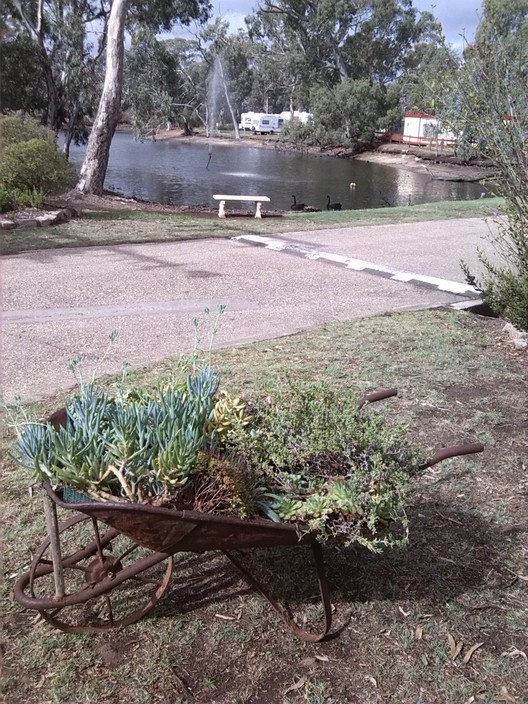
[23,513,173,634]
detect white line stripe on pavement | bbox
[233,234,479,299]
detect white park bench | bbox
[213,194,271,219]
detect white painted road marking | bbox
[233,234,479,299]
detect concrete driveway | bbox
[1,217,493,403]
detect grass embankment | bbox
[1,197,503,256]
[1,308,527,703]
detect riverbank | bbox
[145,127,498,184]
[354,148,498,183]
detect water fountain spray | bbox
[205,53,240,169]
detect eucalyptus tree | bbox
[3,0,211,188]
[2,0,107,154]
[252,0,442,142]
[255,0,439,85]
[399,42,462,113]
[76,0,130,193]
[0,34,47,116]
[124,30,181,138]
[162,37,210,134]
[77,0,211,194]
[248,51,304,113]
[476,0,528,40]
[244,11,314,113]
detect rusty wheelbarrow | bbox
[14,391,484,642]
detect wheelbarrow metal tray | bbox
[50,485,310,554]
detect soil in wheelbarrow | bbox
[1,308,527,704]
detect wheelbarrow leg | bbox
[223,541,332,642]
[42,491,65,599]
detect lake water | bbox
[67,132,484,211]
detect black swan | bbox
[380,192,393,207]
[291,195,306,211]
[326,196,342,210]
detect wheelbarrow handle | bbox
[422,442,485,469]
[357,388,398,409]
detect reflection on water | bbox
[67,133,484,211]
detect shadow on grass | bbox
[155,552,252,618]
[149,499,511,627]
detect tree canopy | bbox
[0,0,490,190]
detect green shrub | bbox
[0,137,75,195]
[461,195,528,332]
[0,188,14,212]
[443,24,528,332]
[479,267,528,332]
[12,186,44,209]
[463,248,528,333]
[226,380,424,551]
[0,186,44,213]
[0,115,55,149]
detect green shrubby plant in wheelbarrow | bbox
[12,364,484,641]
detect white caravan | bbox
[239,112,285,134]
[279,111,313,125]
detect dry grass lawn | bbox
[1,308,527,704]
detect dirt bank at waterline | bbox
[142,128,498,184]
[139,128,280,151]
[354,150,498,184]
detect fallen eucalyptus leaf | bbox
[448,633,457,658]
[448,632,464,660]
[501,647,527,659]
[284,677,306,695]
[453,640,464,661]
[463,642,485,664]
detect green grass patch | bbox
[1,197,504,255]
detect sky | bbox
[207,0,484,48]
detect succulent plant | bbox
[13,366,220,504]
[12,373,428,552]
[210,391,254,437]
[326,480,363,518]
[274,496,305,521]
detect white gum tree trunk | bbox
[76,0,131,194]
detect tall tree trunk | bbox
[332,39,349,81]
[63,101,80,158]
[76,0,130,194]
[42,61,61,130]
